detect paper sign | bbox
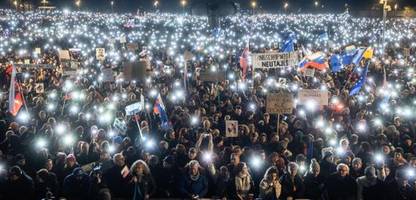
[298,89,329,106]
[35,83,44,93]
[199,70,226,82]
[96,48,106,61]
[122,60,149,82]
[225,120,239,137]
[125,102,143,116]
[101,68,114,82]
[24,59,30,64]
[121,165,130,178]
[252,51,299,69]
[120,35,127,43]
[35,48,41,55]
[266,90,294,114]
[304,68,315,77]
[59,50,70,60]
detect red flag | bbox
[8,65,24,116]
[239,47,249,80]
[10,92,23,116]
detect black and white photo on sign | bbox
[225,120,239,137]
[35,83,44,93]
[96,48,106,60]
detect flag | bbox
[299,51,328,71]
[239,46,250,80]
[349,61,370,96]
[153,94,169,128]
[351,47,366,66]
[8,65,23,116]
[282,35,295,52]
[330,54,343,73]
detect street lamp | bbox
[154,0,159,8]
[284,2,289,11]
[251,1,257,14]
[379,0,392,55]
[180,0,186,14]
[75,0,81,9]
[314,1,319,7]
[13,0,18,10]
[110,1,114,11]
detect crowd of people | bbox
[0,8,416,200]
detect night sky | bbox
[2,0,416,13]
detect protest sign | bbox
[298,89,329,106]
[225,120,239,137]
[101,68,114,82]
[59,50,70,60]
[96,48,106,61]
[199,70,226,82]
[304,68,315,77]
[120,35,127,43]
[35,48,41,55]
[266,90,294,114]
[35,83,44,93]
[125,102,143,116]
[122,60,148,82]
[252,51,299,69]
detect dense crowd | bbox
[0,8,416,200]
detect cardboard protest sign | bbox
[266,90,294,114]
[59,50,71,60]
[96,48,106,61]
[24,59,30,64]
[225,120,239,137]
[125,102,143,116]
[252,51,299,69]
[35,83,44,93]
[298,89,329,106]
[101,68,114,82]
[62,61,79,77]
[199,70,226,82]
[122,60,148,82]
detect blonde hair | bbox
[130,159,151,176]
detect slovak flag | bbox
[239,46,250,80]
[153,94,169,129]
[8,65,23,116]
[298,51,329,72]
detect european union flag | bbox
[330,54,343,73]
[349,61,369,96]
[282,34,296,52]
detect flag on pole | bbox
[330,54,343,73]
[8,65,23,116]
[349,61,370,96]
[298,51,329,71]
[153,94,169,129]
[239,45,250,80]
[282,34,295,52]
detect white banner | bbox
[252,51,299,69]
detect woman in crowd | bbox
[259,166,281,200]
[130,159,156,200]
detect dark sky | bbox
[3,0,416,13]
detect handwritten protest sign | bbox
[298,89,329,106]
